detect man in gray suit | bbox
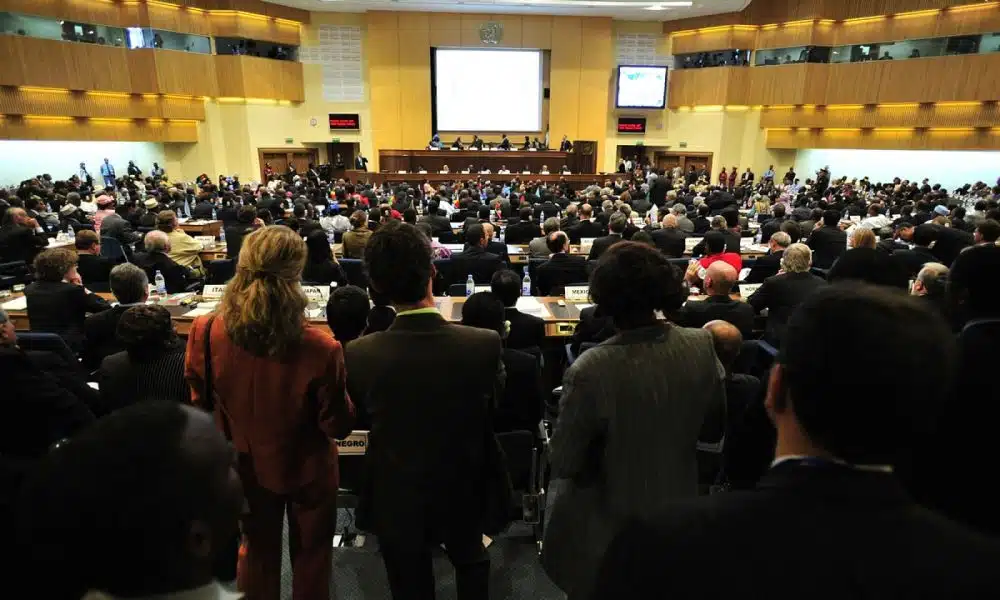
[672,204,695,234]
[344,223,509,600]
[529,217,560,258]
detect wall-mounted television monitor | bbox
[615,65,668,110]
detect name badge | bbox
[565,285,590,302]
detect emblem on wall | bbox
[480,21,503,44]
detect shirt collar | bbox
[81,581,242,600]
[395,307,439,318]
[772,454,893,474]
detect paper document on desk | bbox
[515,297,550,317]
[182,307,214,318]
[1,296,27,311]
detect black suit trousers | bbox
[380,528,489,600]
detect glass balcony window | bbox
[674,49,751,70]
[216,36,298,61]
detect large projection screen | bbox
[433,48,543,132]
[615,65,668,109]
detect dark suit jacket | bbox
[592,462,1000,600]
[99,213,141,246]
[570,305,616,356]
[675,295,755,338]
[485,240,508,261]
[504,221,539,245]
[82,304,129,371]
[217,206,238,225]
[807,226,847,269]
[692,230,741,256]
[587,233,624,261]
[748,271,826,346]
[419,214,453,237]
[451,246,502,284]
[691,216,711,235]
[133,251,196,294]
[344,313,508,545]
[25,281,111,352]
[535,253,589,296]
[650,228,687,258]
[192,202,215,219]
[650,178,669,207]
[0,224,48,265]
[758,216,786,243]
[892,246,939,278]
[76,253,114,285]
[505,307,545,351]
[569,219,606,245]
[744,250,783,284]
[930,225,974,266]
[98,346,188,415]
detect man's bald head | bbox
[704,261,738,295]
[704,319,743,370]
[661,214,678,229]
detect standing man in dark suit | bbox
[928,222,974,266]
[74,229,114,286]
[650,214,688,258]
[536,232,589,296]
[82,263,148,371]
[569,204,605,245]
[452,224,502,284]
[892,224,939,278]
[354,152,369,171]
[0,207,48,266]
[491,268,545,350]
[744,231,790,284]
[747,243,825,346]
[592,284,1000,600]
[503,207,538,245]
[740,167,755,186]
[806,209,847,270]
[587,213,627,261]
[675,262,754,338]
[345,223,508,600]
[649,174,669,208]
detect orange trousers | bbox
[237,474,336,600]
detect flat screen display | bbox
[617,117,647,134]
[433,48,543,132]
[615,65,668,109]
[329,114,360,130]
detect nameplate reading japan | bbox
[329,113,361,130]
[301,285,331,302]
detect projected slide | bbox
[434,48,542,132]
[616,66,668,109]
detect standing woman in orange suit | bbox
[185,225,354,600]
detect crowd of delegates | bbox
[2,157,1000,599]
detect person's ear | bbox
[764,363,787,423]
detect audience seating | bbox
[0,260,30,289]
[437,230,458,244]
[205,259,236,285]
[339,259,369,289]
[447,284,468,297]
[17,332,79,367]
[74,223,95,232]
[100,237,130,263]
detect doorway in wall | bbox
[326,142,359,173]
[653,151,714,177]
[258,148,320,182]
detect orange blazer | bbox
[185,315,355,494]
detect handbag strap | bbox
[202,315,233,441]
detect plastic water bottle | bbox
[68,224,75,240]
[465,274,475,297]
[212,206,218,220]
[219,227,226,245]
[154,270,166,295]
[521,268,532,297]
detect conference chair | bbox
[437,229,458,244]
[339,258,369,289]
[86,281,111,293]
[496,430,543,539]
[0,260,30,289]
[335,431,368,548]
[447,283,468,297]
[205,259,236,285]
[810,267,830,280]
[17,332,78,367]
[526,258,546,295]
[668,257,690,269]
[100,236,130,263]
[74,223,96,232]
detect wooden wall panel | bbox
[668,67,748,107]
[0,37,133,92]
[146,4,214,37]
[766,127,1000,150]
[761,102,1000,128]
[0,87,205,120]
[0,114,199,142]
[548,17,582,141]
[0,36,28,87]
[154,50,218,97]
[214,54,247,97]
[670,29,739,55]
[522,15,553,48]
[208,12,301,46]
[126,49,161,94]
[823,61,885,104]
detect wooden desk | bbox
[362,173,607,191]
[179,220,222,239]
[379,149,597,176]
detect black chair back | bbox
[496,430,536,499]
[0,261,30,289]
[17,332,77,366]
[340,258,368,289]
[101,236,128,262]
[205,259,236,284]
[447,283,468,297]
[437,229,458,244]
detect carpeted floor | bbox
[274,513,566,599]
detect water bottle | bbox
[212,206,218,220]
[154,270,166,295]
[521,269,532,297]
[68,224,75,240]
[220,227,226,245]
[465,274,475,297]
